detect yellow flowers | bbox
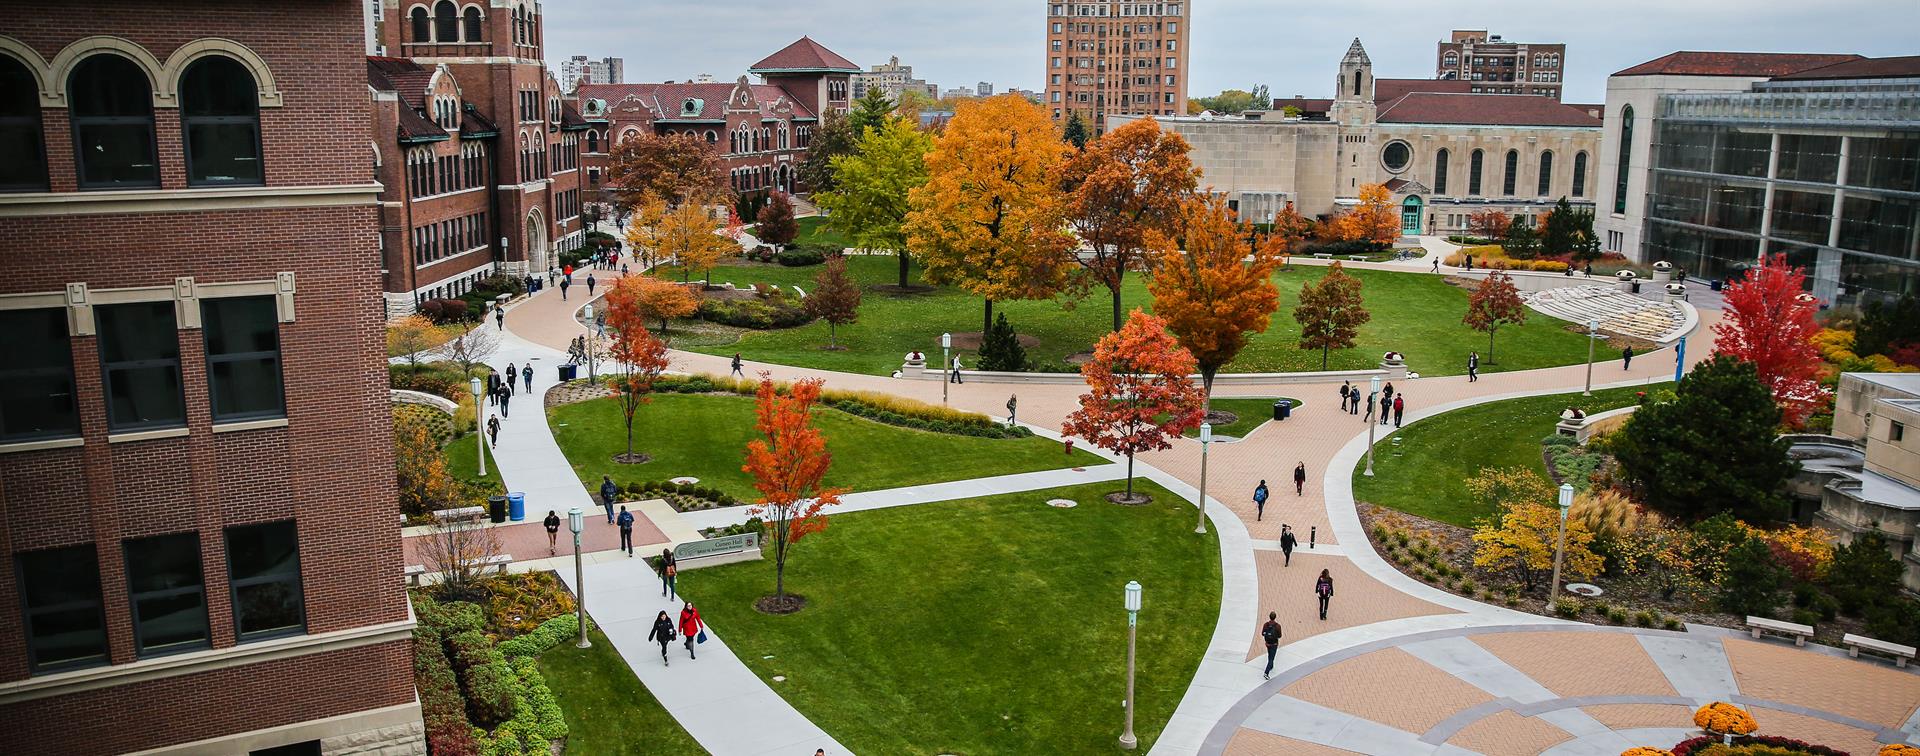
[1693,701,1758,735]
[1878,744,1920,756]
[1620,748,1675,756]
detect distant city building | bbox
[1436,29,1566,100]
[560,54,624,91]
[942,86,977,99]
[1597,51,1919,309]
[1045,0,1190,134]
[1010,87,1043,102]
[979,81,995,96]
[851,55,938,103]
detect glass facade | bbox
[1641,78,1920,310]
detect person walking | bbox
[586,273,597,297]
[678,602,704,660]
[543,510,560,555]
[1622,345,1634,370]
[497,383,511,418]
[730,353,744,378]
[616,506,635,556]
[647,610,676,666]
[1392,394,1406,428]
[1252,480,1269,521]
[1350,384,1360,415]
[661,548,678,600]
[1280,525,1297,566]
[485,369,500,406]
[950,354,964,384]
[1339,381,1351,413]
[1468,351,1480,382]
[1315,569,1335,620]
[1293,462,1306,496]
[548,266,558,287]
[522,364,533,393]
[1431,257,1440,273]
[1364,390,1376,423]
[486,414,500,448]
[506,362,516,387]
[1260,611,1284,679]
[599,475,618,523]
[494,305,504,331]
[1380,382,1394,424]
[559,276,570,300]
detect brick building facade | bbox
[370,0,593,317]
[1044,1,1190,134]
[0,1,419,754]
[1435,29,1568,100]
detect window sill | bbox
[107,426,191,444]
[0,436,84,455]
[212,417,289,434]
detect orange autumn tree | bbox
[1062,310,1207,502]
[904,94,1073,335]
[602,277,673,463]
[742,376,847,610]
[1464,271,1527,365]
[1712,253,1829,427]
[1330,183,1401,248]
[606,131,727,209]
[1146,194,1284,402]
[628,275,701,333]
[1061,117,1201,332]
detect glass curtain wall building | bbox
[1642,73,1920,309]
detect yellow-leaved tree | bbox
[1473,500,1604,593]
[1331,182,1401,248]
[904,95,1072,335]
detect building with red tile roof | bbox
[1611,51,1864,78]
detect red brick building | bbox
[578,37,856,215]
[0,1,419,754]
[370,0,594,316]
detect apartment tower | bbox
[1045,1,1190,134]
[1436,30,1566,100]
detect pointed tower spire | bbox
[1342,38,1371,66]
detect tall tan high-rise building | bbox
[1044,1,1190,134]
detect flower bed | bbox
[1669,734,1850,755]
[1694,702,1759,737]
[623,479,744,511]
[411,591,573,756]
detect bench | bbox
[432,506,486,523]
[403,554,513,586]
[1746,616,1814,647]
[1311,252,1333,259]
[1347,255,1368,261]
[1843,633,1916,668]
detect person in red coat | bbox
[678,602,704,660]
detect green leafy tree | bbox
[1062,112,1089,149]
[1611,355,1798,522]
[1826,531,1905,615]
[976,312,1028,372]
[1542,197,1580,257]
[1503,222,1542,259]
[798,110,858,194]
[1718,537,1788,616]
[816,116,934,287]
[1192,89,1261,114]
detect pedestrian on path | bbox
[1252,480,1269,521]
[494,305,504,331]
[1364,391,1376,423]
[647,610,676,666]
[587,273,597,296]
[1622,345,1633,370]
[1349,385,1359,415]
[522,364,532,393]
[599,475,618,523]
[1315,569,1335,620]
[678,602,704,660]
[617,506,635,555]
[485,370,499,406]
[731,353,744,378]
[560,276,570,301]
[486,414,499,448]
[1280,525,1297,566]
[1393,394,1405,428]
[497,384,511,418]
[548,266,558,287]
[950,354,964,384]
[564,263,574,281]
[661,549,678,600]
[1468,351,1479,382]
[506,362,516,387]
[543,510,560,555]
[1431,257,1440,273]
[1007,394,1018,427]
[1339,381,1351,413]
[1260,611,1283,679]
[1293,462,1306,496]
[621,262,630,276]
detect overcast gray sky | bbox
[542,0,1916,103]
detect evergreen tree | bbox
[1571,208,1602,264]
[847,88,896,137]
[1062,112,1090,149]
[1826,531,1905,615]
[1503,223,1542,259]
[1718,537,1788,616]
[1542,197,1579,257]
[976,312,1028,371]
[1611,355,1798,522]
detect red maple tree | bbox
[1464,271,1528,365]
[742,376,846,608]
[1712,253,1829,427]
[1061,310,1207,501]
[603,276,673,462]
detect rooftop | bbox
[1612,51,1864,78]
[1845,372,1920,397]
[1772,55,1920,81]
[1376,92,1602,127]
[749,36,859,73]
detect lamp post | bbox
[1119,581,1142,750]
[1363,375,1381,477]
[582,303,598,383]
[1549,484,1573,602]
[940,332,952,405]
[1584,319,1598,397]
[569,507,589,648]
[1195,423,1212,534]
[468,377,486,476]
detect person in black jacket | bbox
[1260,611,1284,679]
[1315,569,1336,620]
[1280,526,1297,566]
[543,510,560,555]
[647,611,676,665]
[486,414,500,448]
[617,506,635,555]
[1622,345,1634,370]
[1293,462,1307,496]
[599,475,618,523]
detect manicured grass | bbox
[793,216,851,248]
[1190,396,1302,439]
[442,433,504,495]
[548,393,1106,500]
[1351,386,1651,526]
[537,625,706,755]
[665,256,1595,377]
[684,480,1219,754]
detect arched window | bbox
[181,56,263,186]
[0,55,47,192]
[511,7,523,44]
[586,130,598,153]
[1614,106,1634,213]
[1432,149,1449,195]
[705,130,716,144]
[1537,151,1554,197]
[1572,151,1588,198]
[463,6,484,41]
[1502,150,1519,196]
[1467,149,1483,196]
[434,1,458,41]
[410,6,430,43]
[70,55,158,189]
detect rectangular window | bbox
[202,296,284,422]
[226,521,305,640]
[1,308,79,442]
[97,301,185,431]
[1892,421,1906,442]
[17,544,107,672]
[125,532,209,656]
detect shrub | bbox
[420,298,473,324]
[1719,537,1789,617]
[499,613,592,658]
[1663,617,1683,631]
[1553,598,1581,618]
[1693,702,1758,736]
[1458,578,1477,594]
[1865,599,1920,646]
[1790,607,1821,627]
[1295,239,1382,257]
[697,295,813,329]
[1633,610,1657,627]
[414,623,482,756]
[482,572,576,639]
[510,656,569,741]
[977,312,1028,372]
[447,629,517,727]
[1826,531,1904,615]
[1670,735,1851,756]
[1606,607,1630,623]
[775,246,828,266]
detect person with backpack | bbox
[731,353,744,378]
[678,602,704,660]
[599,475,618,523]
[1252,480,1269,521]
[1339,381,1351,413]
[1260,611,1284,679]
[494,305,504,331]
[1280,525,1297,566]
[586,273,597,297]
[659,547,678,598]
[1468,351,1480,382]
[647,610,676,666]
[1622,345,1634,370]
[1293,462,1307,496]
[616,506,635,556]
[1380,382,1394,426]
[1315,569,1336,620]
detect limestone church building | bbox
[1113,39,1604,236]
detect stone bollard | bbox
[1651,261,1674,285]
[1664,282,1687,303]
[1615,270,1639,294]
[1379,351,1408,379]
[900,351,927,380]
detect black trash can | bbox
[1274,400,1292,421]
[1630,280,1642,294]
[1710,279,1724,292]
[557,363,578,382]
[488,495,508,524]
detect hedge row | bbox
[498,613,593,658]
[413,595,570,756]
[697,296,813,329]
[414,624,483,756]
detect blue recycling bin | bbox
[507,492,526,521]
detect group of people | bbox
[1250,465,1309,521]
[482,362,533,447]
[646,550,701,665]
[1337,380,1409,428]
[1258,569,1338,679]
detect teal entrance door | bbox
[1401,196,1424,234]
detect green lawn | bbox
[537,626,706,755]
[683,480,1219,754]
[664,256,1595,377]
[1190,396,1302,439]
[548,393,1106,500]
[442,433,504,495]
[1351,386,1651,526]
[791,216,852,248]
